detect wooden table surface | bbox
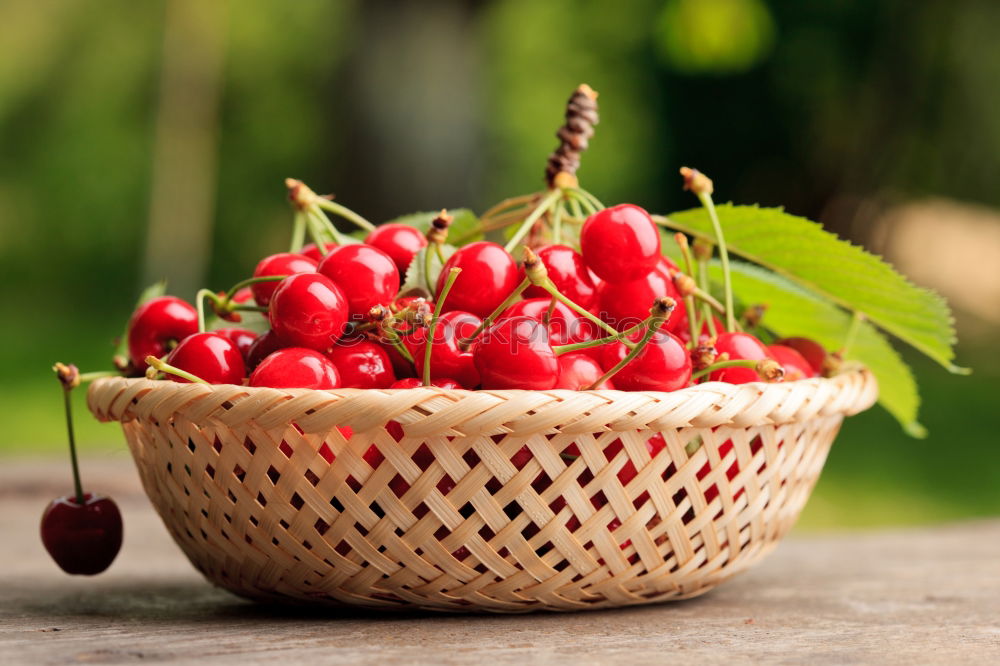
[2,457,998,665]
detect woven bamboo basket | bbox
[87,368,876,613]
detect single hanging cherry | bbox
[40,363,123,575]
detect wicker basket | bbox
[87,369,876,613]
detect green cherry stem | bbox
[551,200,564,245]
[224,275,287,302]
[573,186,605,211]
[551,320,646,355]
[503,188,562,254]
[682,167,734,331]
[145,355,208,384]
[314,197,375,232]
[458,277,531,350]
[53,363,85,503]
[308,208,350,247]
[423,268,462,386]
[289,211,307,253]
[195,288,220,333]
[585,298,676,390]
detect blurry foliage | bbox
[0,0,997,525]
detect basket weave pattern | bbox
[88,369,876,612]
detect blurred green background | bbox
[1,0,997,528]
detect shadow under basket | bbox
[87,369,876,613]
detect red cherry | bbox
[773,336,828,375]
[165,332,246,384]
[767,344,816,381]
[555,353,614,390]
[499,298,597,347]
[326,339,395,388]
[214,328,258,361]
[710,332,772,384]
[127,296,198,371]
[520,244,597,310]
[40,493,123,575]
[601,330,692,392]
[300,242,338,262]
[595,260,687,335]
[437,241,518,318]
[317,244,400,320]
[412,310,482,388]
[249,347,340,389]
[474,316,559,390]
[268,273,349,351]
[250,253,318,307]
[389,377,462,389]
[365,223,428,275]
[580,204,661,283]
[245,329,283,370]
[676,315,725,346]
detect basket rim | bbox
[87,367,877,435]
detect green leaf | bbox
[384,208,481,244]
[658,205,963,375]
[713,261,926,437]
[399,244,456,298]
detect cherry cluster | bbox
[123,197,831,394]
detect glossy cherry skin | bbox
[412,311,482,388]
[767,344,816,381]
[365,223,428,275]
[580,204,661,283]
[710,332,772,384]
[245,329,283,370]
[268,273,349,351]
[317,244,400,320]
[601,330,692,392]
[774,337,827,375]
[555,353,614,390]
[474,316,559,390]
[326,339,395,388]
[389,377,462,389]
[127,296,198,371]
[166,332,246,384]
[596,260,687,335]
[437,241,519,318]
[498,298,598,348]
[521,244,597,310]
[249,347,340,389]
[214,328,258,361]
[250,252,318,307]
[40,493,123,575]
[300,242,338,262]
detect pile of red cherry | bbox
[128,204,828,393]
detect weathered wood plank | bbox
[1,458,997,665]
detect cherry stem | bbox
[697,259,717,338]
[290,211,307,252]
[551,320,645,355]
[481,193,536,222]
[685,293,699,346]
[383,327,414,365]
[691,359,757,381]
[307,208,348,249]
[585,299,675,389]
[565,189,594,216]
[697,191,735,331]
[503,188,562,253]
[145,355,208,384]
[458,277,530,350]
[58,383,85,504]
[315,197,375,232]
[423,246,437,293]
[539,278,623,343]
[551,200,564,244]
[423,268,462,386]
[195,288,219,333]
[573,187,605,211]
[224,275,286,302]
